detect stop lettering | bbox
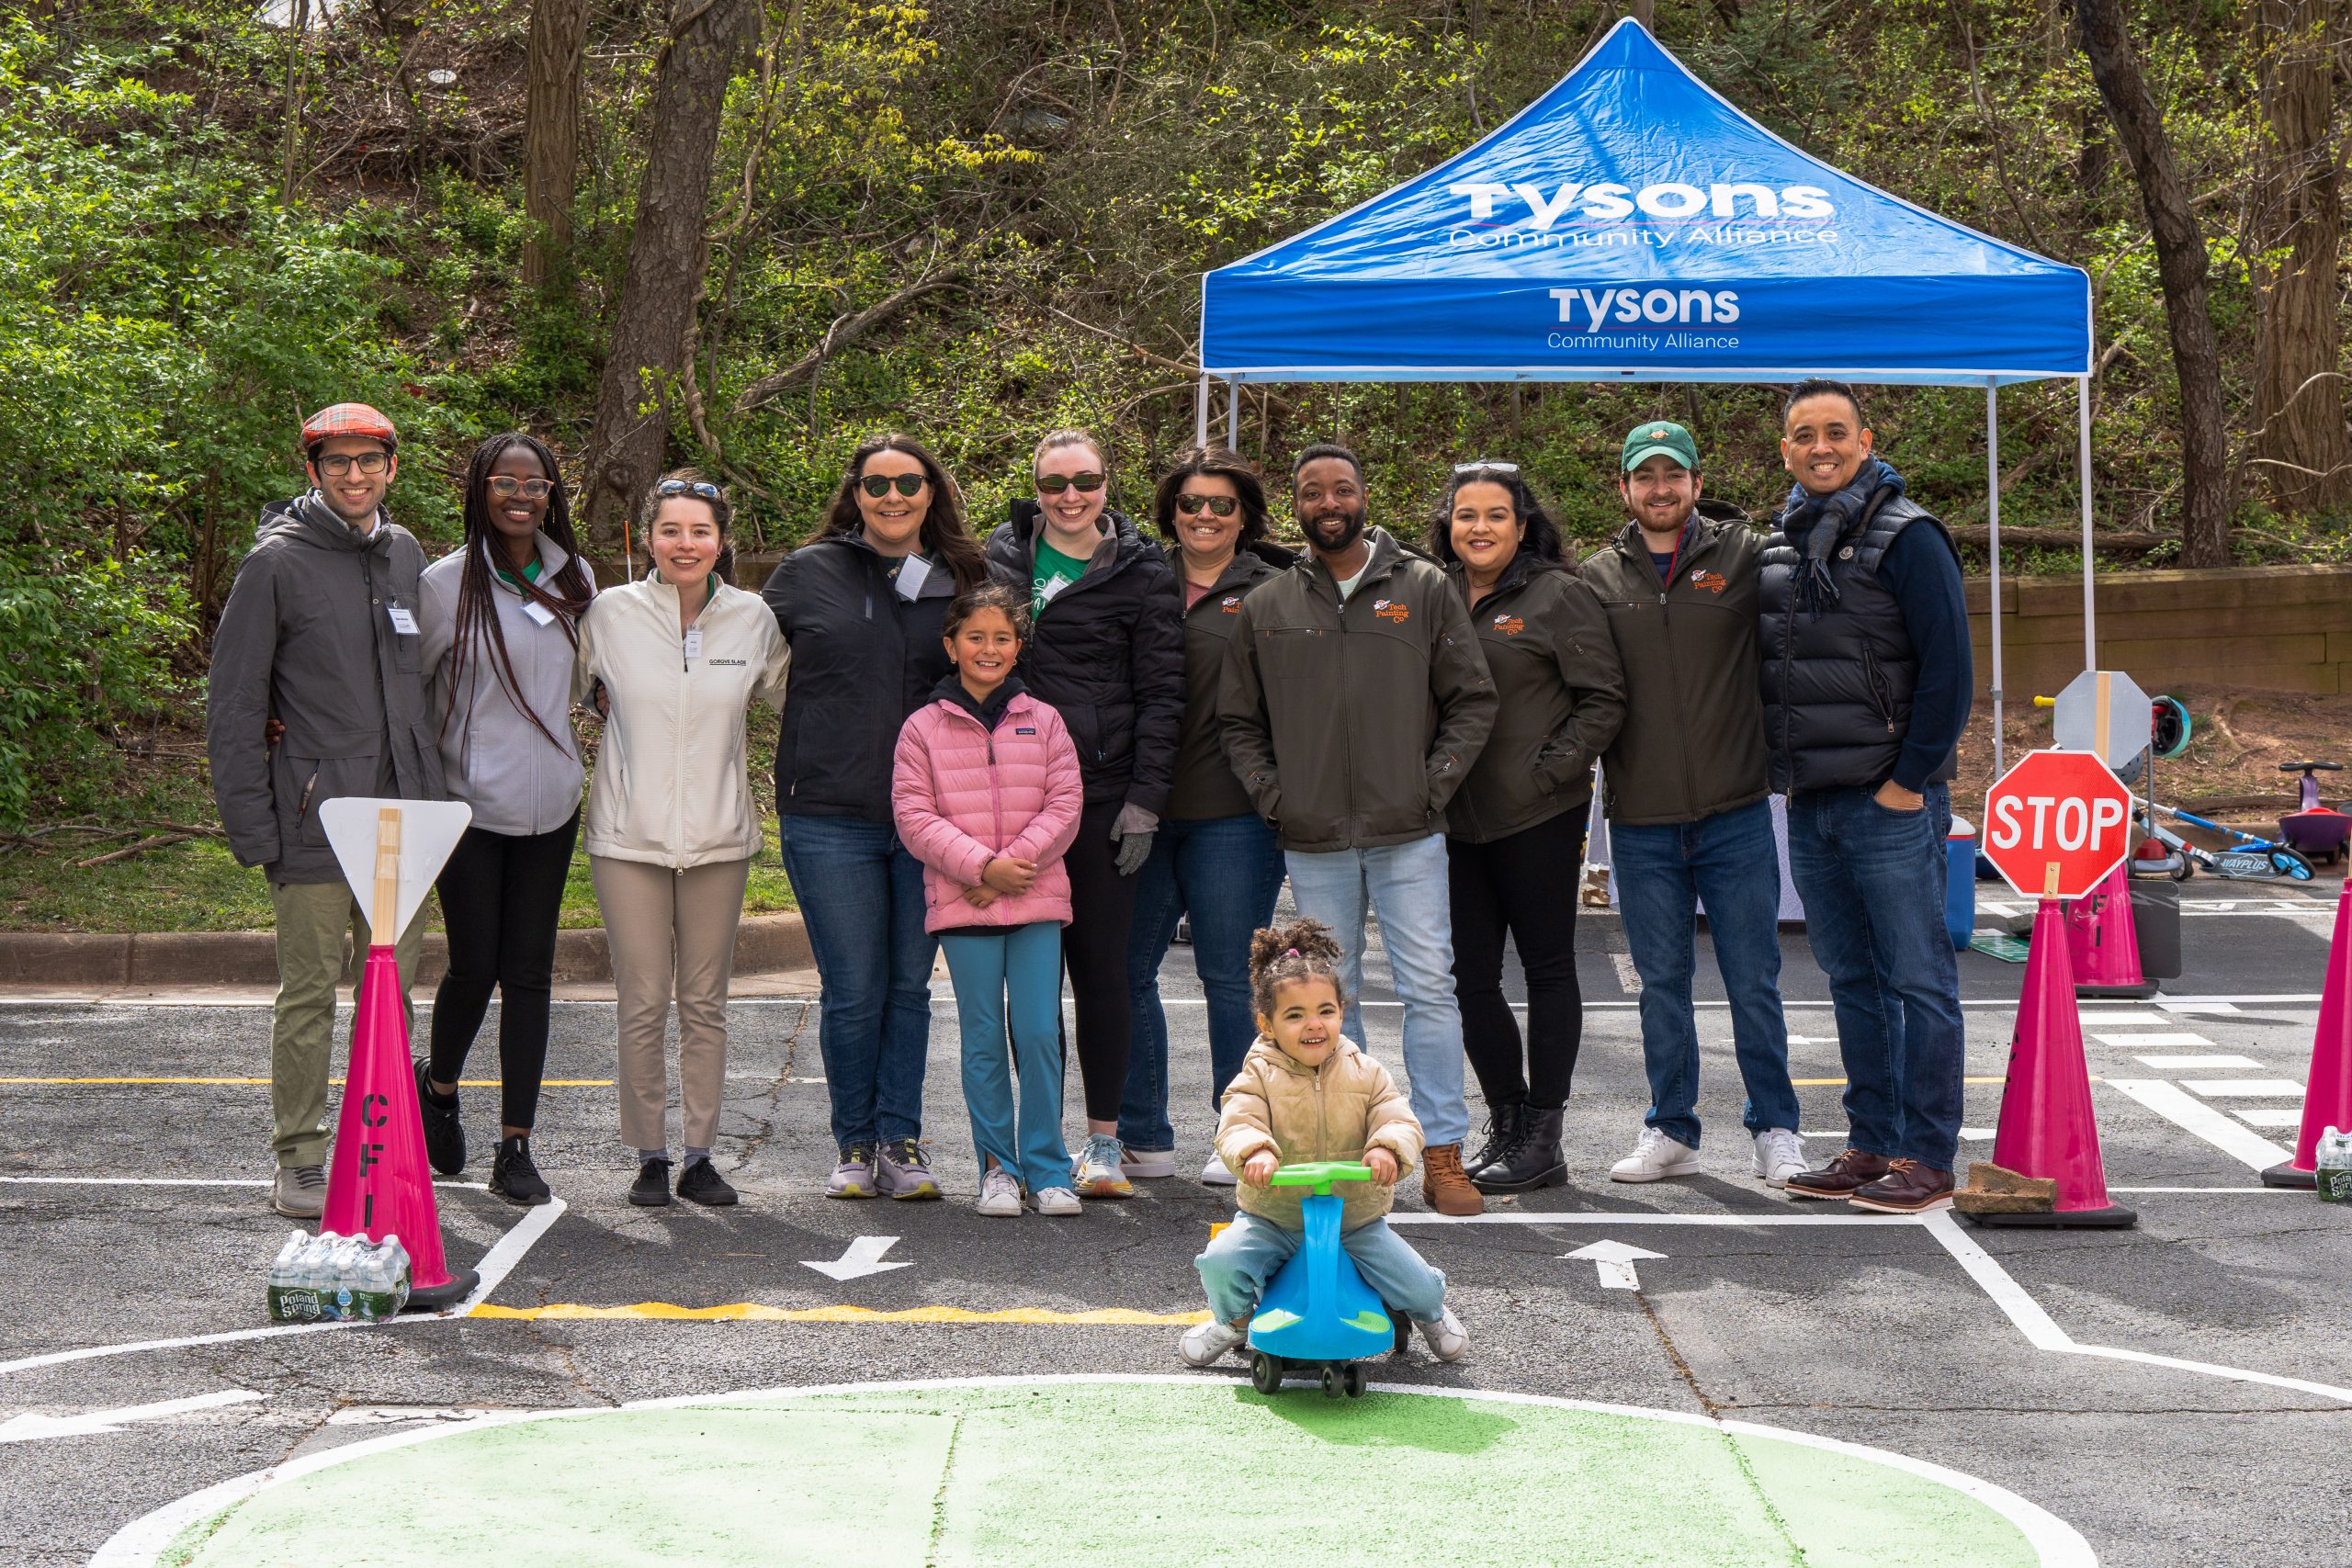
[1982,749,2136,900]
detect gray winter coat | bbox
[206,494,447,885]
[418,535,592,838]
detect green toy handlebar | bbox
[1268,1160,1374,1195]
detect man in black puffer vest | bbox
[1760,379,1972,1216]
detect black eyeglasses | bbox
[1036,471,1105,494]
[1175,493,1238,517]
[859,473,927,498]
[316,452,390,477]
[1453,460,1519,475]
[487,477,554,501]
[655,479,722,502]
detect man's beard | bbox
[1306,506,1365,555]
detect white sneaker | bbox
[975,1169,1023,1217]
[1122,1147,1178,1179]
[1610,1127,1702,1183]
[1179,1317,1249,1367]
[1029,1185,1081,1216]
[1752,1128,1808,1190]
[1414,1306,1469,1362]
[1200,1151,1237,1187]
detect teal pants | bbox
[940,921,1070,1193]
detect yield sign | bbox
[1982,749,2136,900]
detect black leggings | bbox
[428,814,578,1131]
[1447,803,1589,1111]
[1062,798,1140,1122]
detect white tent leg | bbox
[2077,372,2096,671]
[1194,375,1210,450]
[1227,379,1240,448]
[1985,381,2004,779]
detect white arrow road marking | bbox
[800,1235,912,1282]
[1563,1239,1666,1291]
[0,1389,260,1444]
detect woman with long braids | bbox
[415,433,597,1205]
[761,433,989,1201]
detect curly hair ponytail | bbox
[1249,919,1349,1019]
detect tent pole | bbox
[1194,375,1210,450]
[2077,372,2096,671]
[1985,381,2004,780]
[1227,379,1240,448]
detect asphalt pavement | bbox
[3,878,2349,1565]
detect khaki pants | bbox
[268,879,426,1168]
[591,856,750,1153]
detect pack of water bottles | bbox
[266,1230,412,1323]
[2317,1127,2352,1204]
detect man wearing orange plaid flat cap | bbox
[206,403,447,1219]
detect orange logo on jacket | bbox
[1220,595,1243,613]
[1689,570,1728,595]
[1490,614,1525,636]
[1373,598,1409,623]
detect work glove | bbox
[1111,803,1159,876]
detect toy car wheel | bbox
[1319,1365,1341,1399]
[1341,1363,1366,1398]
[1392,1315,1412,1356]
[1249,1351,1283,1395]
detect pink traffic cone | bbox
[2263,878,2352,1190]
[319,944,479,1310]
[2063,863,2153,998]
[1971,897,2135,1227]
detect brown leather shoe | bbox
[1783,1147,1893,1201]
[1849,1159,1955,1214]
[1420,1144,1485,1215]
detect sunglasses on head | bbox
[1036,471,1105,494]
[1176,492,1238,517]
[487,477,554,501]
[1453,460,1519,475]
[655,479,722,502]
[859,472,927,498]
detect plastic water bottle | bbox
[2317,1126,2352,1203]
[266,1230,314,1323]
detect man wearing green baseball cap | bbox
[1578,420,1804,1192]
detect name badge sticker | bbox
[894,554,932,602]
[683,627,704,661]
[386,604,419,636]
[522,600,557,627]
[1040,574,1071,603]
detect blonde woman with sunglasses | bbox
[983,429,1184,1199]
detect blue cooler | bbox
[1945,816,1976,950]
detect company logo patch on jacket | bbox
[1372,598,1410,623]
[1014,726,1036,735]
[1689,570,1728,595]
[1490,614,1525,636]
[1220,594,1243,613]
[706,657,749,667]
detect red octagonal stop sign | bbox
[1983,749,2136,900]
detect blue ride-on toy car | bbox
[1245,1161,1411,1398]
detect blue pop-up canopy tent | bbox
[1194,18,2106,768]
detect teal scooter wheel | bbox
[1250,1351,1283,1395]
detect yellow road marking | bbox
[0,1077,613,1087]
[469,1302,1211,1325]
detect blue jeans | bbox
[1785,784,1963,1171]
[777,814,935,1152]
[1611,798,1800,1148]
[1120,813,1286,1151]
[1195,1213,1447,1325]
[1283,836,1470,1145]
[940,922,1072,1193]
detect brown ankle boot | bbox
[1420,1144,1485,1215]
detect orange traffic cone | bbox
[1964,896,2136,1228]
[317,807,478,1310]
[2262,877,2352,1190]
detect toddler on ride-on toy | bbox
[1181,919,1469,1374]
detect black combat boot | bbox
[1464,1100,1526,1182]
[1472,1106,1566,1194]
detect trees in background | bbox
[521,0,589,290]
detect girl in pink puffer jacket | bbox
[892,583,1085,1216]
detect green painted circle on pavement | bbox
[164,1379,2059,1567]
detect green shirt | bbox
[1032,537,1090,615]
[494,555,543,592]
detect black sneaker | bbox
[629,1157,673,1207]
[489,1135,551,1206]
[415,1059,466,1176]
[676,1157,739,1207]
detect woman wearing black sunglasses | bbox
[413,434,597,1205]
[983,428,1184,1199]
[1119,447,1295,1186]
[763,433,989,1201]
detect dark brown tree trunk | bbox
[2251,0,2349,515]
[521,0,591,289]
[579,0,763,552]
[2074,0,2233,567]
